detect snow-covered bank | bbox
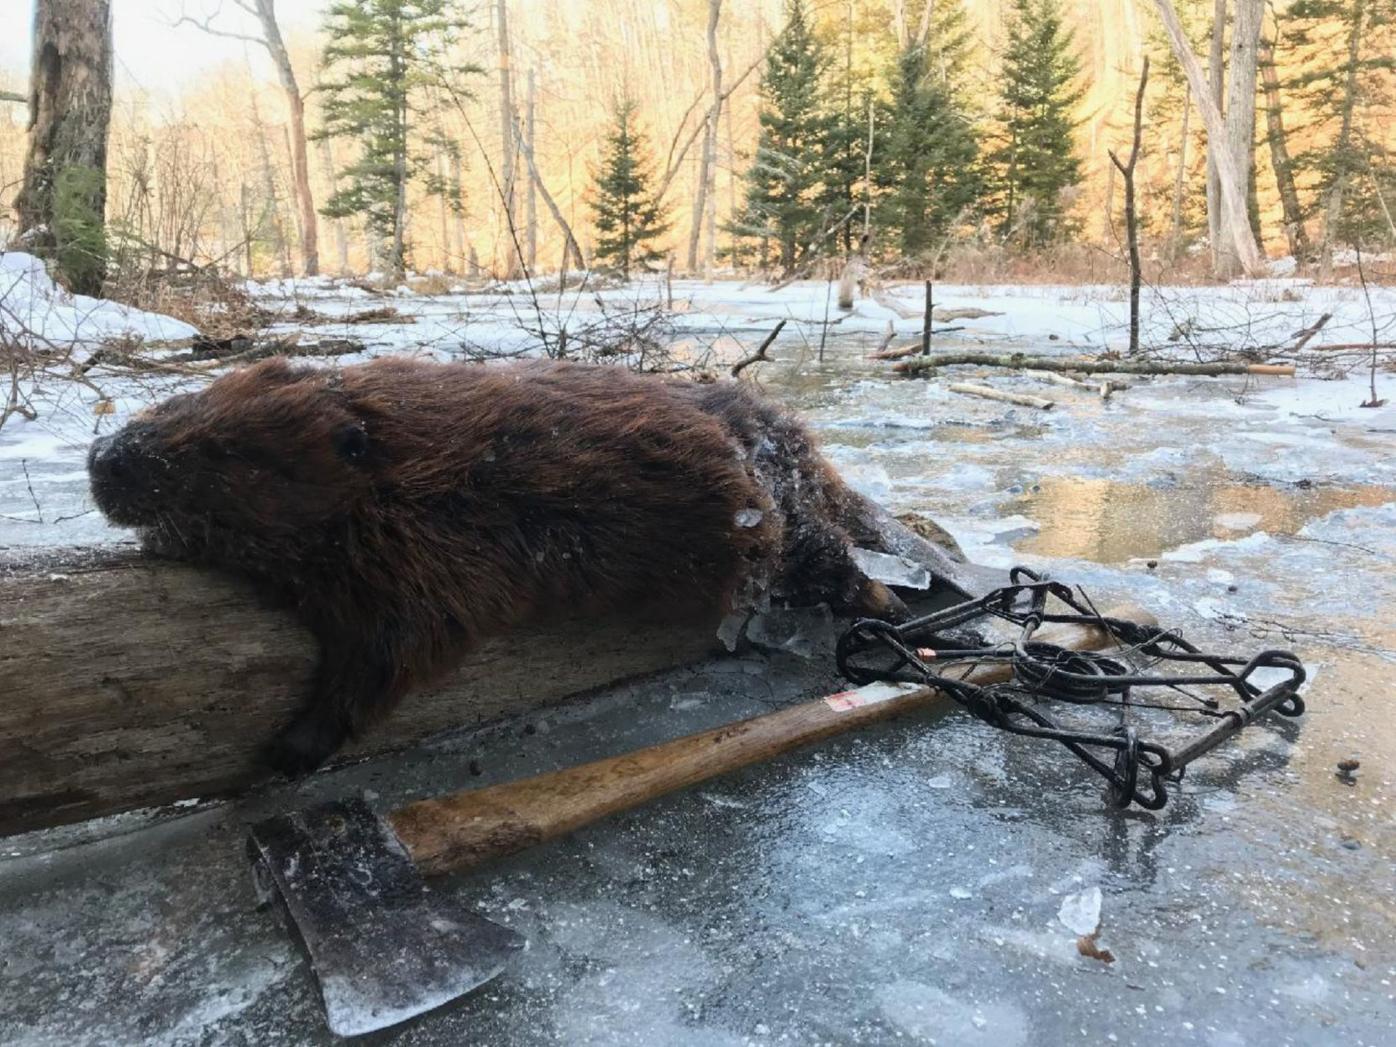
[0,252,199,353]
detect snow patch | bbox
[0,251,199,354]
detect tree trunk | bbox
[250,95,291,278]
[389,14,408,280]
[1205,0,1225,271]
[1110,57,1149,357]
[513,117,584,272]
[436,147,452,271]
[495,0,519,277]
[525,68,537,270]
[252,0,317,276]
[1168,84,1191,258]
[450,149,468,268]
[1257,30,1309,259]
[319,136,350,273]
[1213,0,1261,279]
[15,0,113,297]
[1152,0,1265,277]
[687,0,722,276]
[1318,0,1365,277]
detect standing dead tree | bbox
[1109,57,1149,357]
[1152,0,1266,277]
[175,0,320,276]
[686,0,723,277]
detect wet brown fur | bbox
[88,357,901,773]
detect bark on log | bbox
[893,353,1295,377]
[0,545,724,837]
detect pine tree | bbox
[1285,0,1396,253]
[988,0,1083,246]
[314,0,469,279]
[879,3,983,257]
[730,0,830,274]
[589,99,669,279]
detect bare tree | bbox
[1214,0,1262,278]
[686,0,722,276]
[1258,26,1309,259]
[1110,57,1149,356]
[175,0,320,276]
[525,67,537,270]
[1205,0,1225,269]
[495,0,519,277]
[1152,0,1265,276]
[16,0,113,296]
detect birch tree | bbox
[1152,0,1265,275]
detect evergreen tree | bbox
[730,0,830,274]
[1286,0,1396,251]
[589,100,669,278]
[879,3,983,257]
[314,0,469,278]
[988,0,1083,246]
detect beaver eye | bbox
[332,422,370,462]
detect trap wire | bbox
[835,567,1306,810]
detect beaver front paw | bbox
[261,712,350,778]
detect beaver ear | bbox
[332,421,370,463]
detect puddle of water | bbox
[1010,475,1392,562]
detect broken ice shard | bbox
[745,605,838,658]
[850,547,932,590]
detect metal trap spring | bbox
[835,567,1306,810]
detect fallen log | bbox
[0,513,983,837]
[947,382,1055,410]
[865,330,968,360]
[893,353,1296,377]
[0,545,723,837]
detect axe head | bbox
[248,797,525,1037]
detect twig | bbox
[1290,312,1332,352]
[731,319,787,377]
[1354,244,1387,407]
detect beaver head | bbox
[88,359,375,555]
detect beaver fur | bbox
[88,357,906,774]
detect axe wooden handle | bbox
[391,604,1156,875]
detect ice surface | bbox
[744,604,838,658]
[2,276,1395,1044]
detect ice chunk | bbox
[746,605,838,658]
[715,612,748,652]
[733,508,764,528]
[949,886,972,900]
[850,547,932,590]
[1057,887,1102,936]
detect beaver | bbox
[88,357,916,775]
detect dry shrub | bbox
[105,263,271,342]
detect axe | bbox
[249,603,1153,1036]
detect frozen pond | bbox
[1,278,1393,1044]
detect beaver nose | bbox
[88,430,139,482]
[89,432,126,477]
